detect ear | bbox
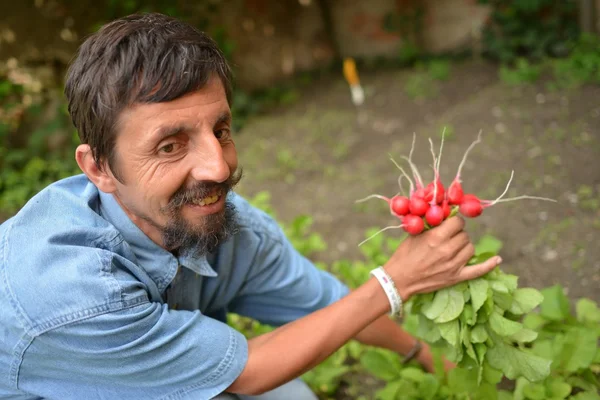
[75,144,117,193]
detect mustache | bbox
[161,167,243,213]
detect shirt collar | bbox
[98,191,217,292]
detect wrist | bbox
[370,266,404,317]
[381,263,413,302]
[401,339,424,365]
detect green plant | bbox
[477,0,579,62]
[0,68,80,216]
[551,33,600,89]
[500,58,543,85]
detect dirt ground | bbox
[233,59,600,305]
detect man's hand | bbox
[384,216,502,301]
[227,216,500,396]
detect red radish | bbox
[425,180,445,204]
[425,205,444,226]
[459,200,483,218]
[403,214,425,235]
[357,213,424,245]
[409,197,429,216]
[390,196,410,216]
[458,171,556,218]
[442,200,451,218]
[447,181,464,205]
[448,130,483,205]
[413,187,427,199]
[462,193,480,203]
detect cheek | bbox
[224,143,238,172]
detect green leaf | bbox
[360,350,400,381]
[399,367,426,382]
[422,289,450,320]
[482,361,504,385]
[561,327,598,372]
[547,380,571,399]
[417,314,442,343]
[567,376,598,392]
[486,340,552,382]
[461,327,477,362]
[439,320,460,347]
[496,273,518,292]
[576,298,600,324]
[494,291,515,311]
[523,382,546,400]
[468,251,498,265]
[447,366,479,394]
[460,304,476,326]
[491,281,510,293]
[469,278,490,313]
[510,288,545,315]
[498,390,515,400]
[419,374,440,400]
[510,328,538,343]
[570,392,600,400]
[489,311,524,336]
[374,380,402,400]
[434,288,465,323]
[475,234,503,255]
[471,324,489,343]
[523,313,547,330]
[540,285,570,321]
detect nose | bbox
[189,133,231,183]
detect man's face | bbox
[108,76,241,256]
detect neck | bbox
[112,193,168,250]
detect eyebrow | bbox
[215,111,232,126]
[151,124,192,144]
[151,111,232,143]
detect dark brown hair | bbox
[64,12,233,180]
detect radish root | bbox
[358,223,404,246]
[490,195,557,204]
[455,129,482,182]
[355,194,389,203]
[405,133,424,189]
[437,127,445,175]
[487,170,515,206]
[398,175,408,196]
[390,155,415,194]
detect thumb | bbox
[457,256,503,281]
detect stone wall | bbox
[1,0,493,90]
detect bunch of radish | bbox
[357,130,556,246]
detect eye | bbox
[215,128,231,140]
[159,143,181,154]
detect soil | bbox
[234,58,600,305]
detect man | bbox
[0,13,501,400]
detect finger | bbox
[449,240,474,267]
[433,216,465,240]
[444,232,470,260]
[456,256,503,282]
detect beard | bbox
[158,167,243,258]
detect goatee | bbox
[160,168,243,258]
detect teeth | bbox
[192,194,219,206]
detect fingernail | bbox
[496,256,503,264]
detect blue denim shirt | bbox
[0,174,349,399]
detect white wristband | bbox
[370,266,403,317]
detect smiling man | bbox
[0,13,501,400]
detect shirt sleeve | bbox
[228,216,350,327]
[18,302,248,400]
